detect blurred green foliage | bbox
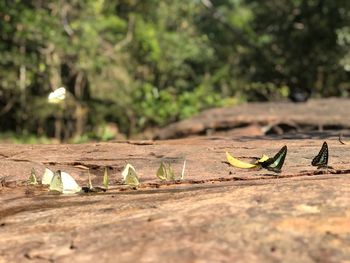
[1,0,350,142]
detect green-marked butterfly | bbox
[28,168,38,185]
[124,167,140,186]
[49,170,64,193]
[261,145,287,173]
[312,141,330,169]
[156,161,175,181]
[122,164,140,187]
[103,167,109,189]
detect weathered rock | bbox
[0,135,350,262]
[155,98,350,139]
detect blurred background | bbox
[1,0,350,143]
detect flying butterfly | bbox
[260,145,287,173]
[48,87,66,104]
[312,141,331,169]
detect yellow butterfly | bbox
[226,152,269,169]
[103,167,109,189]
[156,161,175,181]
[28,168,38,185]
[122,164,140,187]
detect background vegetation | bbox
[1,0,350,142]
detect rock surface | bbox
[0,135,350,262]
[155,98,350,139]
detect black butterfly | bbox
[261,145,287,173]
[312,141,330,169]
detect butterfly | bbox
[42,168,54,185]
[124,167,140,186]
[156,161,175,181]
[122,164,140,187]
[49,170,81,194]
[28,168,38,185]
[102,167,109,189]
[82,169,107,193]
[48,87,66,103]
[312,141,331,169]
[260,145,287,173]
[180,159,186,180]
[49,170,64,193]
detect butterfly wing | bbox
[49,170,63,192]
[261,146,287,173]
[311,142,328,167]
[60,171,81,193]
[181,159,186,180]
[48,87,66,102]
[165,163,175,181]
[156,162,167,181]
[42,168,54,185]
[122,164,136,181]
[103,167,109,188]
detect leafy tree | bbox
[0,0,350,141]
[243,0,350,100]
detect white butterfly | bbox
[48,87,66,103]
[121,164,136,181]
[121,164,139,186]
[49,170,81,194]
[41,168,55,185]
